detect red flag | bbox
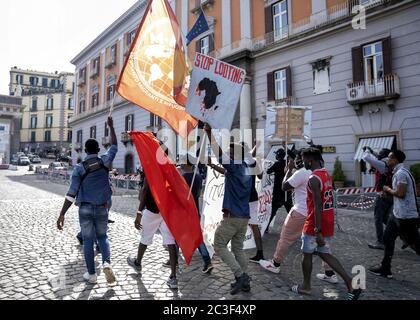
[117,0,197,138]
[130,131,203,265]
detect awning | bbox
[354,136,395,161]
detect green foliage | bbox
[410,163,420,183]
[332,157,346,182]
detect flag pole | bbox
[187,128,207,201]
[108,92,116,117]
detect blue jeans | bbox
[175,242,211,265]
[79,204,111,275]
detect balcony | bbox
[78,77,86,87]
[253,0,389,52]
[90,68,99,79]
[102,136,112,147]
[191,0,214,14]
[347,74,400,114]
[121,132,133,146]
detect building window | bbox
[67,130,72,143]
[125,114,134,131]
[272,0,288,40]
[91,93,99,108]
[72,82,75,94]
[92,57,100,77]
[46,96,54,110]
[79,99,86,113]
[16,74,23,84]
[29,77,39,86]
[127,30,136,47]
[149,114,162,129]
[111,44,117,64]
[77,130,83,143]
[200,36,210,55]
[79,68,86,84]
[42,78,49,87]
[90,126,97,139]
[363,41,383,83]
[68,97,74,110]
[107,85,115,102]
[30,116,37,129]
[31,98,38,111]
[312,58,331,95]
[274,69,287,100]
[104,122,109,137]
[31,131,36,142]
[46,115,53,128]
[67,114,73,126]
[44,131,51,142]
[50,79,57,88]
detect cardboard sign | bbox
[186,53,246,130]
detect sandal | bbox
[291,284,311,296]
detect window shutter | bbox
[286,66,292,98]
[125,116,129,131]
[382,37,392,76]
[267,72,275,101]
[196,39,201,53]
[351,46,364,82]
[131,114,135,131]
[209,35,215,54]
[265,5,273,35]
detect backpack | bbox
[76,157,109,196]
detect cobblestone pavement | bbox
[1,168,419,300]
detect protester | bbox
[362,147,393,250]
[127,176,179,289]
[241,142,264,263]
[204,122,252,295]
[266,148,293,233]
[56,117,117,286]
[178,155,214,274]
[292,148,363,300]
[259,150,312,272]
[369,150,420,278]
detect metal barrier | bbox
[335,187,377,210]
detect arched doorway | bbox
[125,153,134,174]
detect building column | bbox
[101,49,106,105]
[222,0,231,48]
[240,0,252,41]
[240,77,252,131]
[119,36,124,73]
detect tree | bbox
[332,157,346,182]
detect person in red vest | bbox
[292,148,363,300]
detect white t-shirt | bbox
[286,168,312,217]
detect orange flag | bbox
[117,0,197,138]
[130,131,203,265]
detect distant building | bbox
[9,67,75,156]
[0,95,23,164]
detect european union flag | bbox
[186,11,209,46]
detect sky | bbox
[0,0,138,95]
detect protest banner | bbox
[186,53,246,130]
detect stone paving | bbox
[0,167,420,300]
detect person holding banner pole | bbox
[204,123,252,295]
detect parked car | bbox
[31,156,42,164]
[46,153,56,159]
[58,154,72,163]
[18,156,31,166]
[49,162,67,171]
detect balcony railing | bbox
[78,77,86,87]
[105,58,117,69]
[191,0,214,14]
[253,0,388,52]
[121,132,133,146]
[347,74,400,110]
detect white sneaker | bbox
[83,272,97,284]
[316,273,338,284]
[103,263,117,286]
[259,259,281,274]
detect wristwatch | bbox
[314,227,322,234]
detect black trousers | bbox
[374,195,393,244]
[382,216,420,270]
[269,195,293,226]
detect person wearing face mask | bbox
[259,150,312,273]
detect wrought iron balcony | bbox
[347,74,400,113]
[121,132,133,146]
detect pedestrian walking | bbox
[56,117,118,286]
[369,150,420,278]
[292,148,363,300]
[204,123,252,295]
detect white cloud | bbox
[0,0,138,95]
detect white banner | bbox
[186,53,246,130]
[202,161,275,256]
